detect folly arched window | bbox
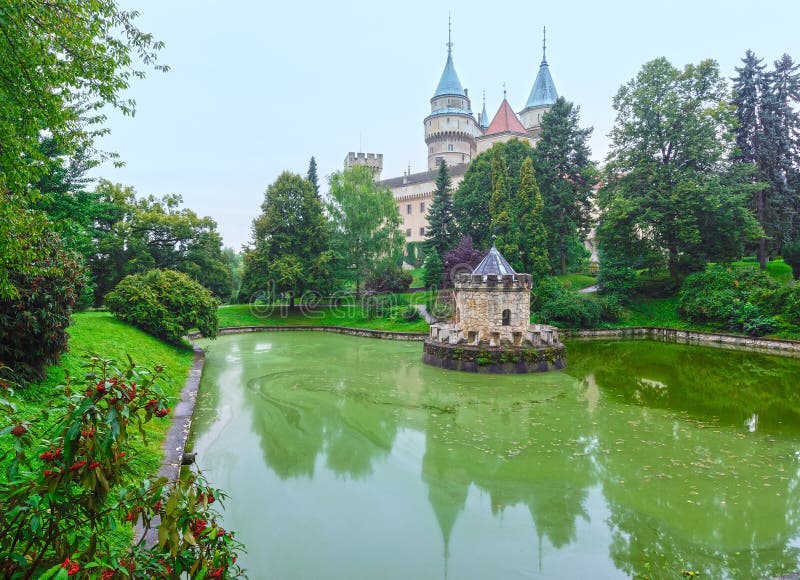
[502,309,511,326]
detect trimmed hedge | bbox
[105,269,218,344]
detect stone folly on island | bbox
[423,246,566,373]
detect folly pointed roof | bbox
[485,98,528,136]
[473,245,516,275]
[525,28,558,109]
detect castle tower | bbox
[424,21,482,171]
[344,152,383,180]
[519,27,558,138]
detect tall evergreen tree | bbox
[425,160,456,255]
[489,146,520,268]
[517,158,550,279]
[534,97,597,274]
[733,51,800,265]
[307,156,320,198]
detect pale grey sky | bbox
[91,0,800,249]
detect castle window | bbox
[435,156,443,166]
[420,202,425,212]
[502,309,511,326]
[420,227,425,236]
[462,154,465,162]
[448,144,454,152]
[406,204,412,214]
[406,228,411,237]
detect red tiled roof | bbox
[484,98,528,136]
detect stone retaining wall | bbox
[562,327,800,357]
[188,325,427,342]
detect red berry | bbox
[10,424,27,436]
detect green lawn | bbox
[4,311,194,481]
[218,303,429,332]
[409,268,425,288]
[556,273,597,290]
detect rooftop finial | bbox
[502,81,507,100]
[542,26,547,63]
[483,89,486,107]
[447,14,453,56]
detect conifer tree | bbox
[733,51,800,264]
[422,247,444,288]
[307,156,320,198]
[489,146,520,267]
[517,158,550,279]
[534,97,597,274]
[425,160,457,255]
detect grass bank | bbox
[3,310,195,500]
[218,303,429,333]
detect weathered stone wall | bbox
[423,340,567,374]
[454,273,532,343]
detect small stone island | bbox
[423,246,566,373]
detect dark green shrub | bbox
[0,232,86,383]
[532,277,602,329]
[364,264,412,294]
[678,264,771,324]
[783,241,800,279]
[105,269,218,343]
[597,257,638,303]
[727,303,778,337]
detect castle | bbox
[345,26,558,244]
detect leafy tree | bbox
[0,1,165,299]
[489,146,520,268]
[241,172,333,304]
[423,248,444,288]
[534,97,597,274]
[105,269,219,344]
[87,181,232,303]
[598,58,760,283]
[425,161,457,255]
[517,158,550,279]
[307,156,320,198]
[453,139,536,248]
[0,230,85,383]
[442,235,486,287]
[327,165,405,293]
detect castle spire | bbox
[432,18,465,98]
[480,90,489,130]
[542,26,547,63]
[523,26,558,109]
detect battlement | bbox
[455,273,532,290]
[344,152,384,180]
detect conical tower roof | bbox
[525,28,558,109]
[433,50,465,98]
[480,93,490,130]
[485,98,528,136]
[473,245,517,276]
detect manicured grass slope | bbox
[9,311,194,484]
[218,304,429,332]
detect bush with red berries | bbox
[0,357,244,578]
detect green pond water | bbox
[190,332,800,579]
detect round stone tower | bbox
[423,246,566,373]
[424,26,482,171]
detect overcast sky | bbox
[91,0,800,249]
